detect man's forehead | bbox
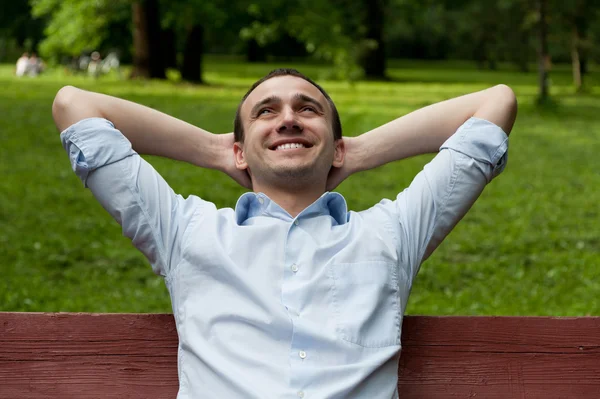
[242,75,327,114]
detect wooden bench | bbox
[1,313,599,398]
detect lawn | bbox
[0,58,599,315]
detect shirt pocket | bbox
[327,261,401,348]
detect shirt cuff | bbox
[440,117,509,179]
[60,117,136,187]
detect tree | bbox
[240,0,381,79]
[553,0,600,92]
[358,0,387,78]
[31,0,129,61]
[130,0,165,79]
[161,0,229,83]
[386,0,454,61]
[538,0,550,102]
[180,25,204,83]
[1,1,45,57]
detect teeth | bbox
[275,143,306,150]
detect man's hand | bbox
[216,133,252,189]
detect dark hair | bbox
[233,68,342,143]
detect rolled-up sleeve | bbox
[394,117,509,280]
[61,118,136,187]
[60,118,195,276]
[440,117,508,180]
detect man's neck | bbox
[252,182,326,218]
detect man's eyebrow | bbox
[250,96,282,116]
[293,93,325,113]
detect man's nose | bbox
[277,107,303,133]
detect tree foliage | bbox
[17,0,600,85]
[30,0,130,60]
[239,0,387,79]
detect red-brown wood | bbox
[0,313,178,399]
[1,313,599,398]
[397,316,600,398]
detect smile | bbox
[273,143,308,150]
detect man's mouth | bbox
[274,142,307,151]
[269,140,314,151]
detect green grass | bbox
[1,58,599,315]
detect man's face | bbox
[234,75,344,189]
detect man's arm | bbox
[327,84,517,189]
[52,86,251,187]
[347,85,516,280]
[54,87,250,276]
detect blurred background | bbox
[0,0,599,315]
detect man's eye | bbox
[259,109,272,115]
[302,106,316,113]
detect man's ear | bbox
[233,141,249,170]
[332,138,346,168]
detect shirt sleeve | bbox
[60,117,198,277]
[394,117,509,280]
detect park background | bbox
[0,0,599,315]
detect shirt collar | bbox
[234,192,348,225]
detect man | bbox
[27,53,44,77]
[53,68,517,398]
[15,52,29,77]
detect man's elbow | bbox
[491,84,518,135]
[52,85,91,133]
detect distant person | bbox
[52,69,517,398]
[15,52,29,77]
[88,51,102,78]
[27,53,44,77]
[101,52,122,79]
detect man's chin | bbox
[268,164,319,184]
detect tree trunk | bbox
[537,0,549,102]
[358,0,386,79]
[130,2,150,78]
[572,6,589,92]
[145,0,165,79]
[571,27,582,92]
[517,29,530,72]
[181,25,203,84]
[162,28,178,69]
[246,39,267,63]
[130,0,165,79]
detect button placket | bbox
[284,221,310,397]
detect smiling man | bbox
[53,68,517,398]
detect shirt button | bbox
[291,264,299,273]
[294,220,299,226]
[297,391,305,398]
[299,350,307,359]
[258,197,264,204]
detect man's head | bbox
[234,69,342,143]
[233,68,345,191]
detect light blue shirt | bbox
[61,117,508,399]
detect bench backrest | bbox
[1,313,599,398]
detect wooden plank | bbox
[398,316,600,398]
[1,313,599,398]
[0,313,178,398]
[398,351,600,398]
[400,316,600,353]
